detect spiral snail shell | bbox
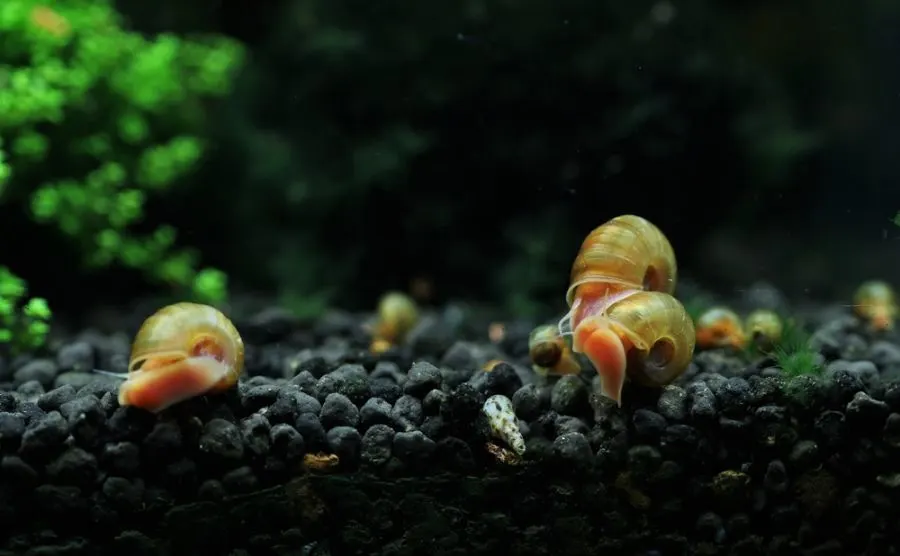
[853,280,897,331]
[695,307,747,351]
[528,324,582,376]
[744,309,783,350]
[560,215,693,405]
[118,303,244,413]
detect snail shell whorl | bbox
[566,214,677,307]
[605,290,695,386]
[129,302,245,390]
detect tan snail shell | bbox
[370,291,419,353]
[744,309,783,350]
[853,280,897,331]
[528,324,582,376]
[695,306,747,351]
[565,214,676,306]
[560,215,693,405]
[119,302,244,412]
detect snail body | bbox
[695,307,747,350]
[573,291,695,403]
[528,324,582,376]
[118,303,244,413]
[853,280,897,331]
[560,215,693,405]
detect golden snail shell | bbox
[370,291,419,353]
[560,215,693,406]
[528,324,582,376]
[119,302,244,412]
[566,214,676,306]
[744,309,783,350]
[695,307,747,350]
[853,280,897,331]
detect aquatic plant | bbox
[0,266,51,352]
[0,1,243,303]
[770,318,821,377]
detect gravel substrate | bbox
[2,295,900,556]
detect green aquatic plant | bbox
[0,267,51,352]
[769,318,821,378]
[0,0,244,303]
[683,294,716,324]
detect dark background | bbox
[5,0,900,322]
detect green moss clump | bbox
[0,1,244,303]
[0,266,51,352]
[770,319,822,378]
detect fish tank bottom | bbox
[1,311,898,555]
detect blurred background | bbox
[2,0,900,325]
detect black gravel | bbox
[2,297,900,555]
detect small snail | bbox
[528,324,582,376]
[96,303,244,413]
[853,280,897,331]
[370,291,419,353]
[559,215,694,405]
[695,307,747,351]
[744,309,783,350]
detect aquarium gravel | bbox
[2,301,900,556]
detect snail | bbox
[695,307,747,351]
[559,215,694,406]
[95,303,244,413]
[744,309,783,350]
[369,291,419,354]
[853,280,897,331]
[528,324,582,376]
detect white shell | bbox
[483,394,525,456]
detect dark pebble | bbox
[102,442,141,476]
[788,440,820,470]
[199,419,244,463]
[404,361,443,398]
[294,412,327,450]
[242,384,281,412]
[845,391,889,424]
[393,430,436,463]
[19,410,69,459]
[369,379,401,404]
[13,359,57,388]
[555,415,590,437]
[241,414,271,457]
[56,342,96,373]
[551,375,588,416]
[222,465,258,494]
[633,409,667,440]
[657,386,687,421]
[1,455,38,486]
[0,412,26,447]
[763,460,789,494]
[512,384,544,421]
[391,395,423,430]
[102,476,143,512]
[469,362,522,399]
[266,387,322,425]
[696,512,726,543]
[37,385,76,412]
[270,424,305,462]
[361,424,394,467]
[143,422,183,461]
[359,398,393,430]
[320,393,360,429]
[422,389,447,415]
[46,446,98,487]
[552,432,594,468]
[688,382,717,421]
[316,364,371,405]
[326,426,361,465]
[884,413,900,447]
[59,395,106,447]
